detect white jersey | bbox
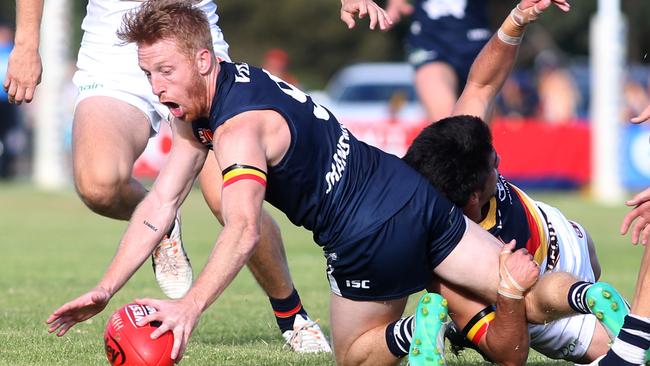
[74,0,230,132]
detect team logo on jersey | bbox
[570,221,584,238]
[197,128,213,147]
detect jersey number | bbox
[264,70,330,121]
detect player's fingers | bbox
[56,321,75,337]
[641,225,650,245]
[136,313,158,328]
[356,3,367,18]
[170,328,183,360]
[176,331,190,362]
[135,298,160,309]
[13,87,26,105]
[503,239,516,252]
[47,317,64,333]
[631,218,647,245]
[376,7,392,30]
[367,7,378,30]
[149,320,171,340]
[620,210,637,235]
[23,87,35,103]
[2,77,9,92]
[340,11,356,29]
[6,82,17,104]
[552,0,571,12]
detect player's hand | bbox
[340,0,393,31]
[621,187,650,245]
[501,241,539,292]
[385,0,413,26]
[631,104,650,124]
[518,0,570,13]
[45,287,111,336]
[3,45,42,104]
[134,297,202,362]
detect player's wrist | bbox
[497,3,544,45]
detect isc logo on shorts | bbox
[346,280,370,289]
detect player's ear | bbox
[196,48,212,75]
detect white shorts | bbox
[528,201,598,361]
[72,0,230,134]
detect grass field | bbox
[0,182,643,365]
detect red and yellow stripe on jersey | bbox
[510,184,548,266]
[222,164,267,188]
[479,176,549,267]
[462,305,496,346]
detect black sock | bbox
[269,288,308,333]
[599,314,650,365]
[385,316,414,358]
[567,281,593,314]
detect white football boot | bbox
[282,314,332,353]
[151,213,193,299]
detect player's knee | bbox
[74,171,127,217]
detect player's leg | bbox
[73,96,192,299]
[72,97,150,219]
[329,294,407,366]
[434,220,623,332]
[414,62,458,122]
[590,244,650,366]
[198,154,330,352]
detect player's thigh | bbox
[329,293,407,364]
[414,62,458,120]
[72,96,151,184]
[433,219,501,305]
[197,152,225,222]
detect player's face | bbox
[478,150,500,207]
[138,39,207,122]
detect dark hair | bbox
[403,115,493,207]
[117,0,212,60]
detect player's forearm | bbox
[14,0,43,49]
[185,221,261,312]
[482,295,529,366]
[98,194,177,296]
[454,29,521,120]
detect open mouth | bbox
[163,101,183,118]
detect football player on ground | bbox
[6,0,394,353]
[405,117,625,364]
[46,1,627,365]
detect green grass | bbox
[0,183,642,365]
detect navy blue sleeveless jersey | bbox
[193,62,423,247]
[193,62,468,300]
[406,0,491,86]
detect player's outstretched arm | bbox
[4,0,43,104]
[453,0,570,121]
[45,120,208,337]
[340,0,393,31]
[133,112,271,362]
[621,187,650,245]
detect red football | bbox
[104,303,174,366]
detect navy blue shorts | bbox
[324,181,467,301]
[406,27,490,89]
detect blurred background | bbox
[1,0,650,199]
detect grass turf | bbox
[0,183,642,365]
